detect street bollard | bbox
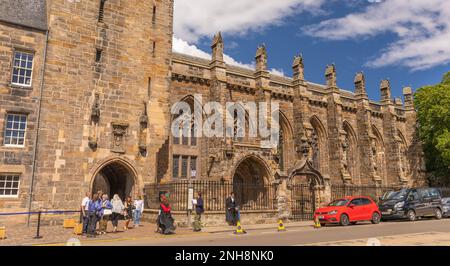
[34,211,43,239]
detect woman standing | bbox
[123,196,134,231]
[111,194,124,233]
[158,194,175,235]
[99,194,112,234]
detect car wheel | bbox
[340,214,350,226]
[407,210,416,222]
[371,212,381,224]
[435,208,442,220]
[320,223,326,227]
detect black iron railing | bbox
[144,180,277,212]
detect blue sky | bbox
[173,0,450,102]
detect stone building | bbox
[0,0,425,225]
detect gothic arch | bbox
[397,129,410,179]
[309,115,328,174]
[227,102,255,142]
[273,110,294,171]
[89,156,142,199]
[231,154,274,210]
[371,125,387,184]
[288,159,325,188]
[342,121,359,184]
[230,153,273,185]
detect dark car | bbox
[379,188,443,221]
[442,197,450,217]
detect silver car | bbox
[442,198,450,217]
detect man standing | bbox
[226,192,239,226]
[87,193,102,238]
[81,192,90,235]
[193,192,204,232]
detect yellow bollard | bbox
[0,226,6,240]
[313,216,322,229]
[233,221,247,235]
[73,223,83,235]
[277,219,286,232]
[63,219,76,228]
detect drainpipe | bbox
[27,29,49,226]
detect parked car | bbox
[314,196,381,226]
[379,187,443,221]
[442,197,450,217]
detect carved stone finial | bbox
[255,44,268,72]
[354,72,367,96]
[325,64,337,88]
[292,55,304,81]
[403,86,414,110]
[211,32,224,63]
[380,79,392,104]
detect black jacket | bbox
[226,197,238,209]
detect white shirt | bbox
[134,199,144,212]
[81,196,90,211]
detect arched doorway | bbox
[232,156,273,210]
[92,160,137,200]
[288,159,325,220]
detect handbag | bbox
[103,209,112,216]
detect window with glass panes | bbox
[172,155,198,179]
[0,174,20,197]
[4,114,27,146]
[12,51,34,86]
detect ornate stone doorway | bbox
[92,160,137,200]
[232,156,273,210]
[287,159,326,221]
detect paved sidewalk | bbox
[0,220,313,246]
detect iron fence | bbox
[144,180,277,212]
[330,184,397,203]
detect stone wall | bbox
[0,22,46,213]
[30,0,173,211]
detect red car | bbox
[314,196,381,226]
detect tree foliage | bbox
[415,71,450,185]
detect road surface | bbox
[77,218,450,246]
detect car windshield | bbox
[382,189,408,200]
[328,199,349,206]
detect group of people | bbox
[81,191,144,238]
[80,190,240,237]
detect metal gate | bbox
[290,184,315,221]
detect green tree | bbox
[415,71,450,185]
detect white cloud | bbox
[173,37,286,76]
[174,0,325,43]
[303,0,450,70]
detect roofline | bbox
[0,18,48,32]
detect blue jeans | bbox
[82,213,89,233]
[134,210,142,225]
